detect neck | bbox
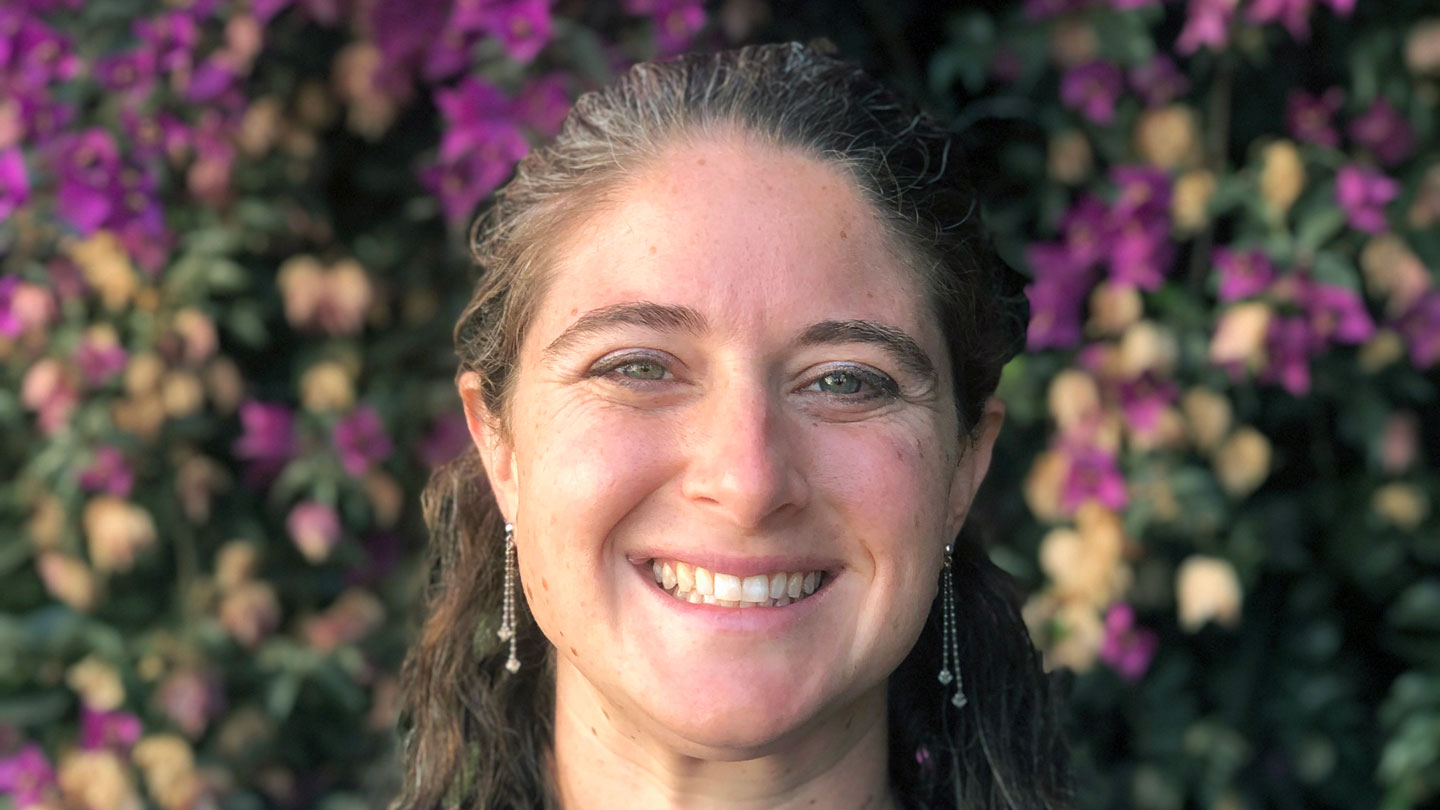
[549,659,901,810]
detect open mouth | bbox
[647,558,826,607]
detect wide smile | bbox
[647,558,826,607]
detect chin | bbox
[636,664,824,755]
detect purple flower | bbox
[50,128,124,235]
[1106,219,1172,291]
[0,742,56,809]
[2,15,79,90]
[1060,194,1112,269]
[133,10,199,75]
[1176,0,1235,54]
[514,74,571,137]
[1099,603,1157,682]
[419,412,471,468]
[1261,315,1320,395]
[423,28,478,83]
[1026,276,1089,351]
[1117,373,1178,432]
[76,338,127,387]
[425,78,532,222]
[1395,291,1440,369]
[1248,0,1355,40]
[1348,99,1415,167]
[1060,444,1128,512]
[233,401,296,467]
[1303,282,1374,344]
[651,0,706,56]
[458,0,553,64]
[1128,55,1189,107]
[1285,88,1345,147]
[78,705,142,752]
[1335,165,1399,233]
[184,56,238,103]
[79,446,134,497]
[1060,61,1124,125]
[1110,165,1171,223]
[94,48,159,97]
[0,148,30,221]
[333,405,393,477]
[372,0,450,86]
[1214,247,1277,302]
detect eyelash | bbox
[585,352,901,403]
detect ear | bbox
[945,398,1006,540]
[458,371,519,524]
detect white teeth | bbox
[650,559,828,608]
[741,575,770,603]
[769,572,787,599]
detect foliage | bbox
[1,1,1437,809]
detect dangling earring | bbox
[938,544,966,709]
[497,522,520,674]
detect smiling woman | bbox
[393,42,1072,810]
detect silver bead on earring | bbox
[498,522,520,674]
[938,544,966,709]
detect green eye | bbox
[618,360,667,380]
[817,371,863,395]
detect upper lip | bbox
[626,550,842,578]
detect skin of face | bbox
[461,132,1003,805]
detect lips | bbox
[649,558,824,607]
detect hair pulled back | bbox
[393,42,1071,810]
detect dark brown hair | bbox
[393,42,1072,810]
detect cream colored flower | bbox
[1259,140,1306,218]
[1047,601,1105,673]
[277,255,325,327]
[58,749,142,810]
[1086,280,1142,336]
[332,42,399,139]
[1372,483,1430,531]
[364,471,404,529]
[1209,302,1273,371]
[1024,449,1070,524]
[1135,105,1202,170]
[1047,369,1102,436]
[1173,169,1217,233]
[204,356,246,415]
[1213,426,1272,497]
[323,259,374,335]
[68,232,138,312]
[160,370,205,418]
[1358,329,1406,372]
[1360,234,1432,316]
[27,494,66,550]
[171,308,218,365]
[1119,320,1178,377]
[1405,18,1440,75]
[1176,555,1243,631]
[124,352,166,397]
[132,735,204,810]
[1048,130,1093,184]
[215,540,261,592]
[37,552,99,612]
[112,393,167,442]
[299,362,355,412]
[66,656,125,711]
[1182,387,1233,453]
[1048,16,1098,67]
[218,581,281,647]
[83,497,158,574]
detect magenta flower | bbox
[423,28,478,83]
[133,10,200,75]
[1110,165,1171,223]
[1025,276,1089,351]
[0,148,29,221]
[1335,165,1399,233]
[1261,315,1320,395]
[372,0,450,86]
[1060,195,1112,269]
[94,48,160,97]
[333,405,394,477]
[1214,247,1277,302]
[1176,0,1236,54]
[1060,61,1124,125]
[78,705,142,752]
[1099,603,1158,682]
[651,0,706,56]
[3,15,79,90]
[1117,373,1178,432]
[79,446,135,498]
[514,74,571,137]
[461,0,554,64]
[1285,88,1344,147]
[233,401,296,472]
[1060,444,1128,512]
[1348,98,1416,167]
[1248,0,1355,40]
[1107,219,1172,291]
[50,128,124,234]
[1396,291,1440,369]
[1128,55,1189,107]
[1303,282,1375,344]
[0,742,56,809]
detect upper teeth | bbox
[650,559,823,607]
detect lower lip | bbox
[630,561,833,633]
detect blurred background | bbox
[1,1,1437,808]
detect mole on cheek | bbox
[542,577,550,591]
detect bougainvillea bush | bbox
[1,0,1436,808]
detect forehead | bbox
[530,133,938,349]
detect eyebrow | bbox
[542,301,937,381]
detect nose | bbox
[679,380,809,530]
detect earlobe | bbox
[945,398,1006,539]
[458,371,520,523]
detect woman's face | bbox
[465,133,1001,755]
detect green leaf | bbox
[1387,580,1440,633]
[0,689,71,727]
[1296,208,1348,253]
